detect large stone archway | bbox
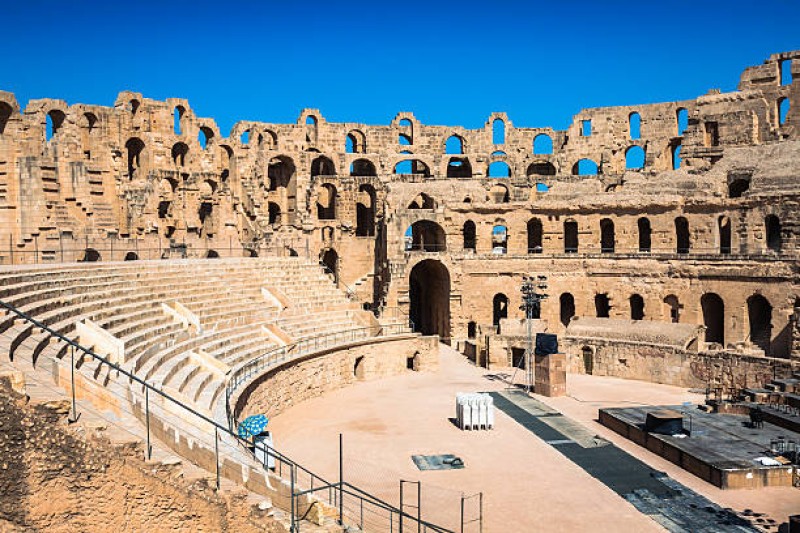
[409,259,451,341]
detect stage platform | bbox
[599,405,798,489]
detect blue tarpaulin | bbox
[238,414,269,439]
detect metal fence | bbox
[0,299,454,532]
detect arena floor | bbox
[269,345,799,532]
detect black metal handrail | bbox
[0,299,451,532]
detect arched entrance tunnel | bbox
[409,259,451,341]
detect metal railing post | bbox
[418,482,422,533]
[145,386,152,460]
[290,464,297,533]
[69,345,78,423]
[479,492,483,533]
[460,494,465,533]
[339,433,344,525]
[214,426,220,490]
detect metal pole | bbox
[339,433,344,525]
[399,481,404,533]
[214,426,220,490]
[460,495,464,533]
[479,492,484,533]
[69,345,77,423]
[290,465,297,533]
[527,309,533,393]
[417,482,421,533]
[145,386,152,460]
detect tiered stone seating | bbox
[0,258,370,417]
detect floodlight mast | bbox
[520,275,548,393]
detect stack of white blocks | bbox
[456,393,494,430]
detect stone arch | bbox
[489,183,509,203]
[311,155,336,177]
[630,294,645,320]
[356,184,376,237]
[595,294,611,318]
[125,137,145,180]
[171,142,189,166]
[409,259,451,339]
[446,157,472,178]
[81,248,101,262]
[321,248,339,285]
[394,159,430,177]
[664,295,681,323]
[533,134,553,155]
[600,218,615,253]
[701,293,725,347]
[408,192,436,210]
[350,158,377,176]
[198,126,214,149]
[564,219,579,253]
[492,293,508,327]
[747,294,773,354]
[488,161,511,178]
[124,251,139,261]
[316,183,337,220]
[572,159,598,176]
[0,102,12,135]
[629,112,641,139]
[463,220,476,251]
[560,293,575,327]
[409,220,446,252]
[527,161,556,176]
[46,109,66,141]
[638,217,652,252]
[527,218,543,253]
[718,215,731,254]
[625,146,645,170]
[765,215,782,252]
[675,216,690,254]
[445,135,464,154]
[346,130,366,154]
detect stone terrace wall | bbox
[236,335,439,420]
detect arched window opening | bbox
[629,112,641,140]
[447,157,472,178]
[467,321,477,339]
[259,130,277,149]
[492,225,507,254]
[83,112,98,136]
[581,120,592,137]
[527,162,556,176]
[408,192,436,210]
[488,161,510,178]
[399,133,412,146]
[316,183,337,220]
[701,293,725,347]
[125,138,145,180]
[356,184,376,237]
[345,130,366,154]
[445,135,464,154]
[463,221,476,251]
[718,216,731,255]
[675,217,690,254]
[171,142,188,166]
[572,159,598,176]
[81,248,101,262]
[672,144,682,170]
[350,159,377,176]
[527,218,543,254]
[128,99,140,116]
[533,134,553,155]
[747,295,773,354]
[676,108,688,136]
[268,202,281,225]
[394,159,430,177]
[637,218,651,252]
[600,218,615,253]
[492,118,505,145]
[595,294,611,318]
[560,293,575,327]
[765,215,782,252]
[493,293,508,327]
[779,98,790,125]
[408,220,446,252]
[663,295,680,323]
[241,129,250,145]
[173,106,184,135]
[625,146,645,170]
[311,156,335,177]
[629,294,645,320]
[728,177,750,198]
[198,126,213,150]
[780,59,793,86]
[564,220,579,253]
[46,110,65,141]
[198,201,214,234]
[124,252,139,261]
[489,183,509,203]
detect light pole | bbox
[520,275,548,393]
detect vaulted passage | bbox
[747,295,772,355]
[701,293,725,347]
[409,259,450,340]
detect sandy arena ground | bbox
[269,344,799,532]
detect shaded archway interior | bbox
[409,259,451,341]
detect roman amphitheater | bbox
[0,50,799,532]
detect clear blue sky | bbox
[2,1,798,135]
